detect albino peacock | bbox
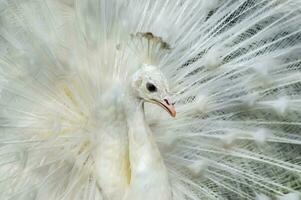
[0,0,301,199]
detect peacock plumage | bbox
[0,0,301,199]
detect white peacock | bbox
[0,0,301,200]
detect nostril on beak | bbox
[164,99,170,105]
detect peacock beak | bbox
[154,98,176,118]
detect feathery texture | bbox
[0,0,301,199]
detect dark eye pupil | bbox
[146,82,157,92]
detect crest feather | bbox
[129,32,171,65]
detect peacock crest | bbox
[127,32,171,66]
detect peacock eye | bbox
[146,82,157,92]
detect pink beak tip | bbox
[162,98,176,118]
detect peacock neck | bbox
[123,90,172,200]
[124,95,161,173]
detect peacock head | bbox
[130,64,176,117]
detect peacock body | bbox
[0,0,301,199]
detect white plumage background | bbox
[0,0,301,199]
